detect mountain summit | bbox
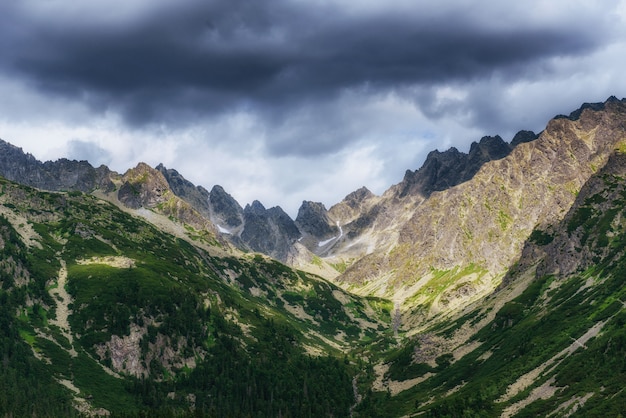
[338,97,626,316]
[1,97,626,416]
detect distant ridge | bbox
[1,97,626,416]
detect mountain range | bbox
[0,97,625,416]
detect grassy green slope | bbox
[355,155,626,417]
[5,148,626,417]
[0,178,390,417]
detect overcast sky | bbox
[1,0,626,216]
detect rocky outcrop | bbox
[156,164,241,229]
[555,96,619,121]
[118,163,171,209]
[96,324,200,379]
[145,165,311,263]
[240,201,301,261]
[311,132,538,264]
[295,201,338,239]
[510,130,539,147]
[338,97,626,315]
[390,133,536,200]
[156,164,212,218]
[513,150,626,280]
[209,185,244,230]
[327,187,376,223]
[118,163,220,239]
[149,164,305,262]
[0,139,115,192]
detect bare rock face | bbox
[96,324,201,379]
[510,130,539,147]
[156,164,212,218]
[395,147,467,199]
[338,97,626,316]
[240,201,300,261]
[315,132,537,265]
[520,151,626,279]
[152,165,306,263]
[118,163,171,209]
[295,201,338,239]
[0,139,115,192]
[209,185,244,230]
[390,133,530,200]
[149,164,309,263]
[327,187,376,224]
[98,324,146,378]
[118,163,220,238]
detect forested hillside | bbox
[354,150,626,417]
[1,99,626,417]
[0,177,387,416]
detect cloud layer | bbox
[1,0,626,215]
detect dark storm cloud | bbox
[0,1,618,155]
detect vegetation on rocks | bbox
[0,178,385,416]
[1,98,626,416]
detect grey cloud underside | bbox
[66,140,112,166]
[4,1,604,128]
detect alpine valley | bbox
[1,97,626,417]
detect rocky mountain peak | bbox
[246,200,267,214]
[118,163,220,240]
[468,135,509,159]
[340,96,626,314]
[392,146,467,199]
[209,185,244,229]
[295,201,338,238]
[390,131,537,201]
[510,130,539,147]
[241,202,300,261]
[557,100,608,121]
[156,164,211,218]
[0,139,38,163]
[267,207,300,238]
[118,163,171,209]
[0,139,115,192]
[327,187,377,224]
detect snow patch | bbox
[216,224,231,234]
[318,236,337,247]
[317,222,344,247]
